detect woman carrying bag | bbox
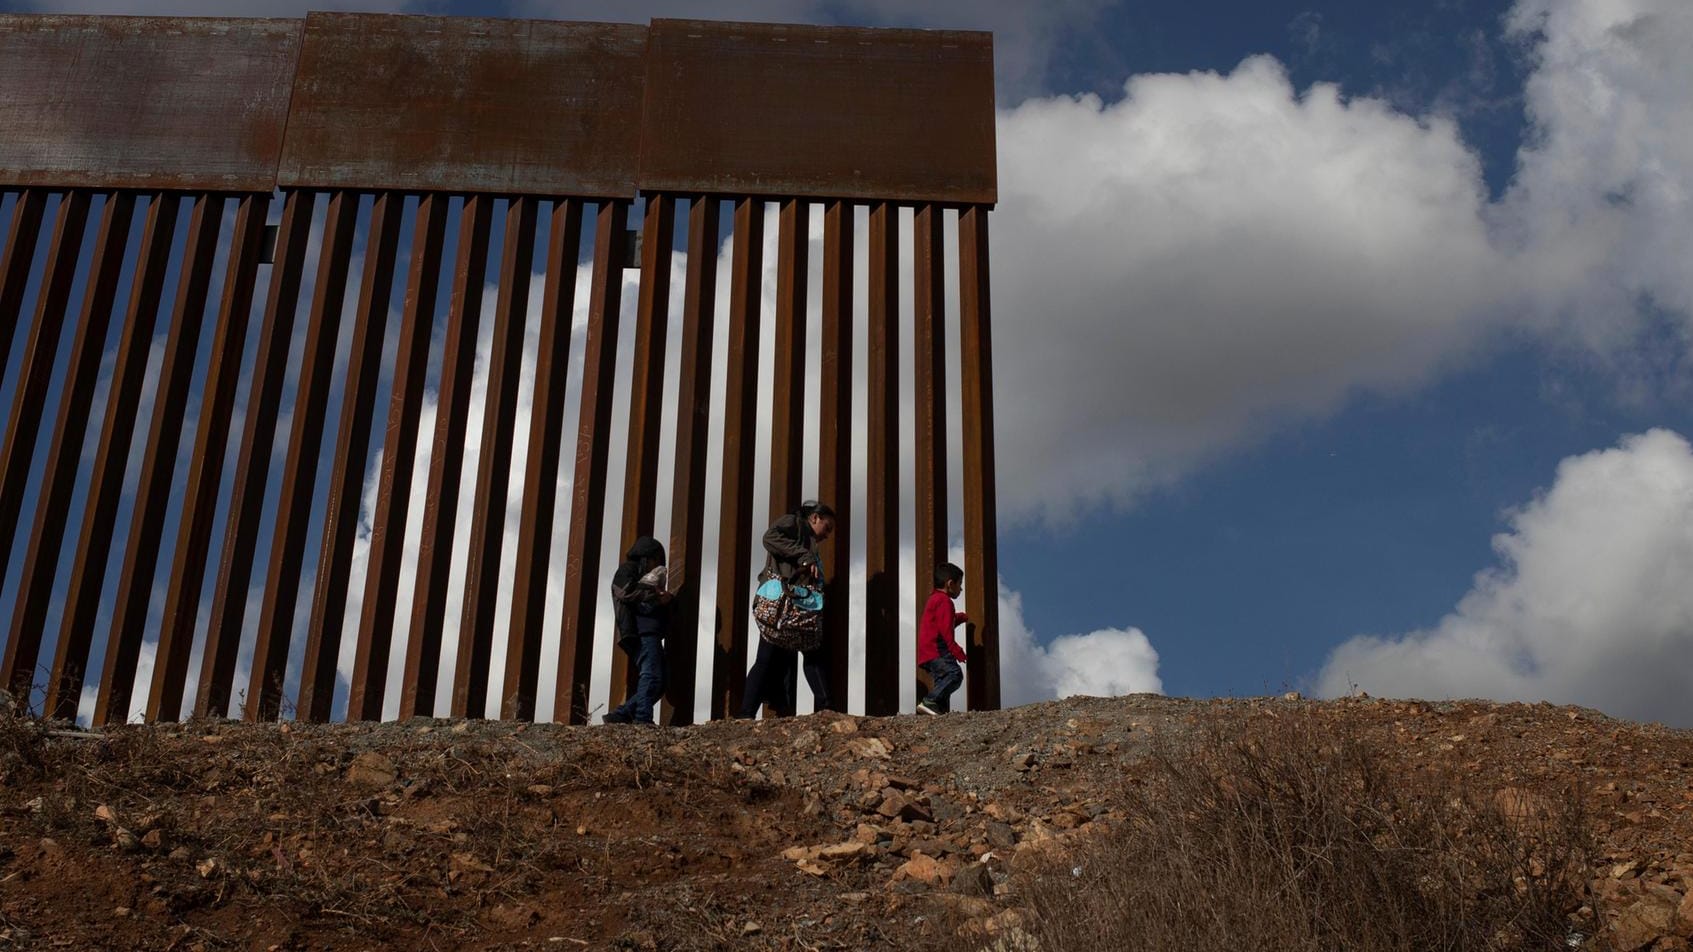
[739,500,836,717]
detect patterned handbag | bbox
[753,576,825,651]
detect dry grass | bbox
[981,709,1602,952]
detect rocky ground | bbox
[4,692,1693,950]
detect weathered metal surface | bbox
[348,194,447,722]
[300,191,403,723]
[97,192,226,726]
[149,193,270,723]
[0,17,300,191]
[640,20,996,204]
[610,194,675,710]
[246,190,359,722]
[710,197,764,720]
[504,198,584,721]
[959,206,1001,710]
[6,191,135,713]
[454,196,538,719]
[556,201,630,724]
[0,12,1004,725]
[769,199,808,522]
[818,200,854,712]
[400,194,492,720]
[280,14,645,197]
[197,189,315,719]
[912,203,948,644]
[0,190,48,380]
[0,190,90,698]
[862,201,900,716]
[662,196,720,726]
[45,193,181,722]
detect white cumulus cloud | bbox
[1314,429,1693,725]
[991,55,1507,522]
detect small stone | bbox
[345,752,398,787]
[141,830,164,851]
[169,847,191,862]
[791,730,820,752]
[576,825,588,836]
[94,804,119,825]
[112,907,130,918]
[830,718,860,734]
[114,829,140,852]
[840,892,869,904]
[196,858,219,878]
[892,851,956,888]
[741,921,762,936]
[526,784,554,797]
[953,862,994,897]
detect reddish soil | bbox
[4,695,1693,951]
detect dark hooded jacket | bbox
[762,509,821,582]
[610,536,668,640]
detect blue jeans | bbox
[922,657,963,713]
[610,635,665,724]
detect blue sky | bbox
[5,0,1693,725]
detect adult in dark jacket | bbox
[739,501,836,717]
[604,536,670,725]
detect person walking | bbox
[603,537,671,725]
[739,501,835,717]
[915,562,968,715]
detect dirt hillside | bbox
[4,693,1693,951]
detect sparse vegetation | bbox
[976,709,1603,951]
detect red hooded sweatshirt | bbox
[917,589,968,665]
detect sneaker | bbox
[602,710,632,724]
[916,701,940,717]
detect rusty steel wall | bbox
[0,11,1002,725]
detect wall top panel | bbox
[0,16,302,191]
[278,14,647,197]
[638,19,997,205]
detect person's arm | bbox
[761,513,817,567]
[943,603,969,663]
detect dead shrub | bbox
[991,710,1601,952]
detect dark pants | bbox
[740,637,832,717]
[922,657,963,713]
[610,635,665,724]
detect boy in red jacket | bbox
[916,562,969,715]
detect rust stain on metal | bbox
[349,194,447,722]
[47,193,181,722]
[640,19,996,203]
[7,191,134,711]
[959,206,1001,710]
[912,203,948,641]
[0,194,90,692]
[455,196,539,719]
[557,201,631,724]
[818,199,854,712]
[197,189,315,719]
[710,197,764,720]
[862,201,900,716]
[0,16,300,191]
[246,190,359,722]
[611,193,675,710]
[300,191,403,723]
[97,192,226,726]
[769,199,808,521]
[280,14,645,197]
[505,198,584,722]
[149,193,270,723]
[662,196,721,727]
[401,193,492,720]
[0,190,48,374]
